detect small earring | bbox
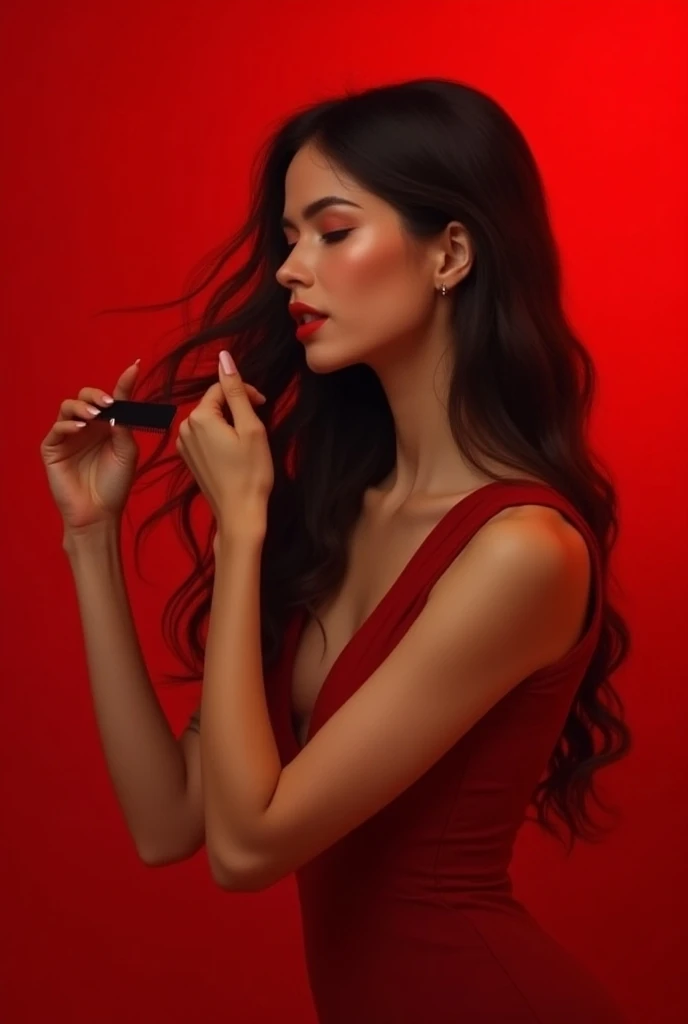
[440,283,447,296]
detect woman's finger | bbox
[111,360,141,401]
[42,419,90,448]
[75,387,117,409]
[246,384,267,404]
[59,398,109,422]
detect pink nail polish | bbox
[219,350,237,375]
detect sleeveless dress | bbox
[264,481,624,1023]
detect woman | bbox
[41,78,630,1022]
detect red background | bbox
[1,2,686,1022]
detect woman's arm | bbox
[65,523,204,865]
[200,512,589,891]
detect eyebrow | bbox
[280,195,362,230]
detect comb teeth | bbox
[93,400,177,432]
[113,422,170,434]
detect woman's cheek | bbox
[327,230,407,294]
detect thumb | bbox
[112,359,141,401]
[109,360,141,458]
[218,350,255,430]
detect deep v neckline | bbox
[286,478,546,752]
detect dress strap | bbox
[376,480,605,663]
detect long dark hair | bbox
[105,78,631,848]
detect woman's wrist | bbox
[62,517,123,555]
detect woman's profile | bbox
[40,78,631,1022]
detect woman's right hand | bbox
[40,360,142,534]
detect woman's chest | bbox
[289,509,443,747]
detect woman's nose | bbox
[276,254,314,289]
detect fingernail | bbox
[219,350,237,375]
[101,395,115,405]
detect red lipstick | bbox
[290,301,330,342]
[295,317,329,342]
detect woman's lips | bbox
[295,317,329,341]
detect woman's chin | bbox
[303,343,355,374]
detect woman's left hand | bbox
[176,351,274,542]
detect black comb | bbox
[92,400,177,433]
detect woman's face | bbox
[276,143,454,374]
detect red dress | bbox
[265,481,624,1023]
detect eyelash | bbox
[285,229,352,253]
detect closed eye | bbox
[322,229,352,245]
[285,228,352,253]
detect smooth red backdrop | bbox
[1,2,686,1022]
